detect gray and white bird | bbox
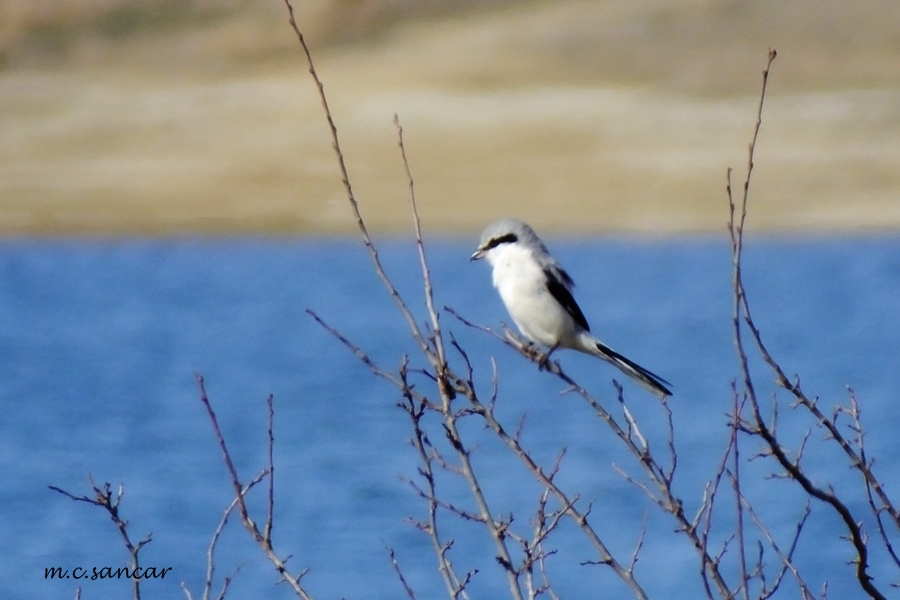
[471,218,671,398]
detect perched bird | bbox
[471,218,671,398]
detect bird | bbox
[470,218,671,398]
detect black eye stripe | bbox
[486,232,518,250]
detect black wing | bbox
[543,267,590,332]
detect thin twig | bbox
[733,394,749,600]
[282,0,432,360]
[399,363,472,599]
[195,375,314,599]
[264,394,276,545]
[387,546,419,600]
[394,114,449,376]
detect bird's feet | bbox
[536,343,560,371]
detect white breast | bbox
[487,243,579,348]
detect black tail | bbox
[594,341,672,398]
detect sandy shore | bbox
[2,0,899,236]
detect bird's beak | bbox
[470,247,486,262]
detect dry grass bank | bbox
[1,0,899,235]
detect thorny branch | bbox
[196,375,314,600]
[49,478,152,600]
[447,307,731,597]
[283,9,527,590]
[727,48,896,600]
[281,0,433,363]
[182,480,256,600]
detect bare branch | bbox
[399,364,473,599]
[264,394,276,544]
[448,304,729,597]
[50,477,151,600]
[394,114,449,377]
[727,49,889,600]
[281,0,433,361]
[741,498,816,600]
[195,375,314,599]
[387,546,419,600]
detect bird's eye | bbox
[486,233,518,250]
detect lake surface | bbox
[2,236,899,599]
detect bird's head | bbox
[470,218,533,262]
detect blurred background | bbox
[4,3,900,599]
[2,0,899,235]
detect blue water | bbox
[2,236,899,599]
